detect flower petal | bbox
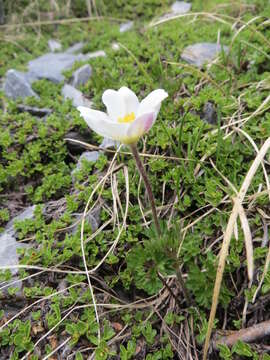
[118,86,140,115]
[77,106,128,141]
[138,89,168,116]
[125,112,155,144]
[102,89,125,121]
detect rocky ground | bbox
[1,0,270,359]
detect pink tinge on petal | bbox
[126,112,155,144]
[143,113,155,132]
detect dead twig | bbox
[214,319,270,348]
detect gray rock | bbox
[202,102,217,125]
[6,205,36,235]
[171,1,191,14]
[85,206,101,233]
[65,130,92,153]
[0,205,36,290]
[0,232,22,277]
[120,21,134,33]
[48,39,62,52]
[181,42,228,67]
[71,64,92,88]
[72,151,100,179]
[61,84,92,108]
[58,279,68,292]
[72,206,101,234]
[28,52,90,83]
[159,1,191,21]
[4,69,38,100]
[100,137,120,149]
[66,42,85,54]
[17,104,52,117]
[61,343,72,358]
[74,151,100,171]
[24,71,39,84]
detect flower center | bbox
[117,112,135,123]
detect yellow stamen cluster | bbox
[117,112,135,123]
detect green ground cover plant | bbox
[1,0,270,359]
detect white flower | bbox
[77,87,168,145]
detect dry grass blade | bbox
[148,12,231,28]
[209,159,254,284]
[41,337,71,360]
[238,202,254,286]
[0,283,81,331]
[0,264,89,274]
[0,269,45,292]
[150,12,270,51]
[64,138,193,162]
[86,0,92,16]
[234,127,270,201]
[80,146,122,344]
[237,94,270,128]
[166,61,227,96]
[203,136,270,360]
[0,15,125,29]
[90,166,129,273]
[230,16,270,50]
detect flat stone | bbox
[71,64,92,88]
[28,52,90,83]
[17,104,52,117]
[74,151,100,171]
[85,206,101,233]
[71,151,100,180]
[65,128,89,155]
[48,39,62,52]
[159,1,191,21]
[202,102,217,125]
[62,84,92,108]
[120,21,134,33]
[72,206,101,234]
[66,42,85,54]
[6,205,36,235]
[24,71,39,84]
[0,232,22,277]
[0,205,36,290]
[4,69,38,100]
[65,130,92,154]
[181,42,228,67]
[171,1,191,14]
[100,137,120,149]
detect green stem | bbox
[129,143,161,236]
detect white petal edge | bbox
[102,89,125,121]
[77,106,129,141]
[118,87,140,115]
[138,89,168,117]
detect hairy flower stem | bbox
[175,266,192,306]
[130,144,161,236]
[130,144,192,305]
